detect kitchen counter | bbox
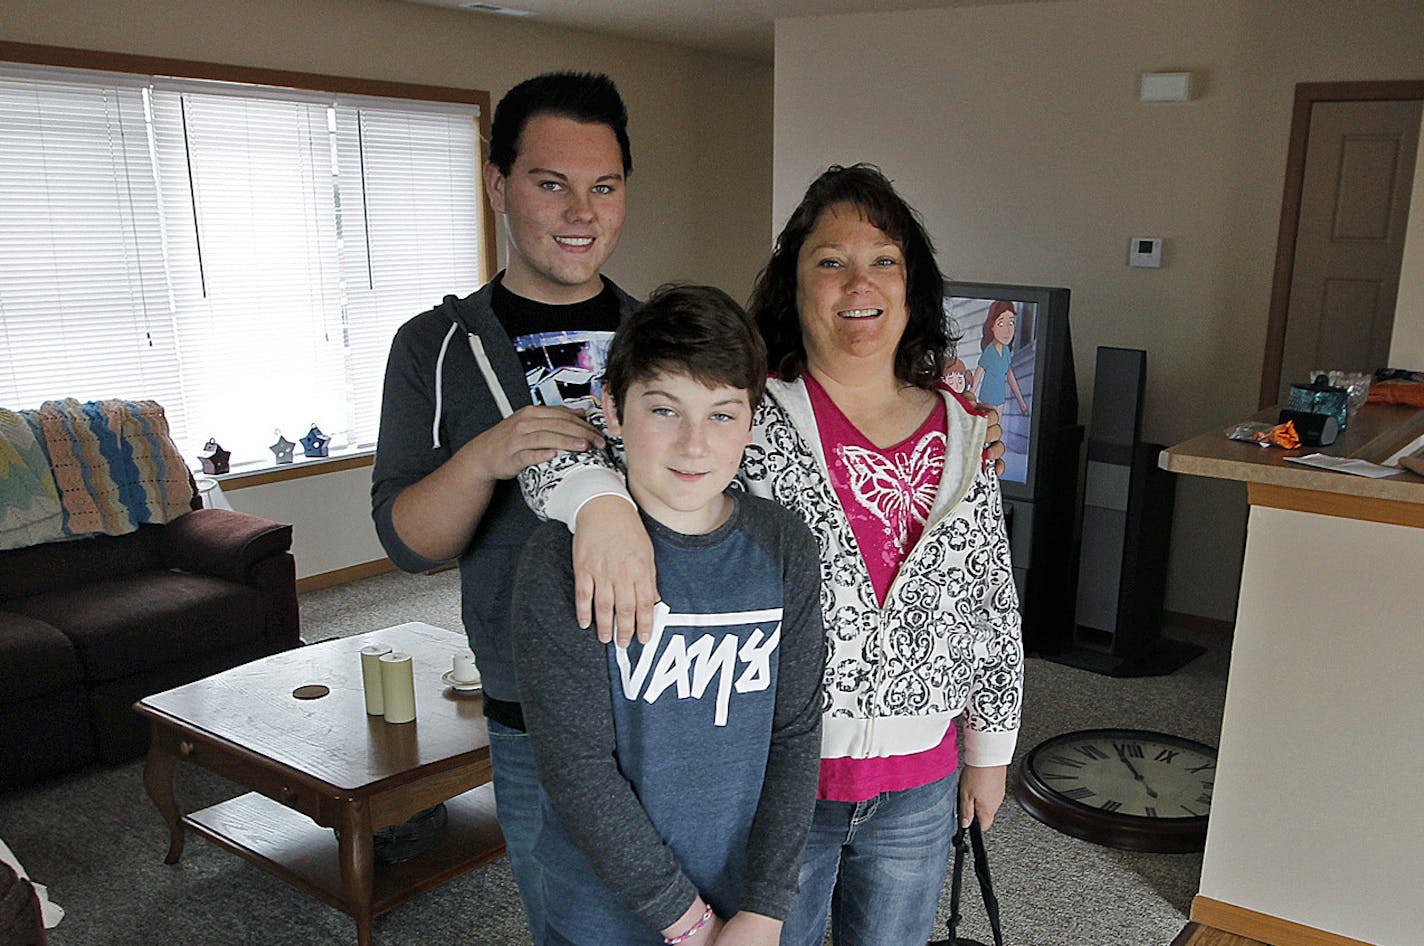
[1161,402,1424,504]
[1161,401,1424,946]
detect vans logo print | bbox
[614,602,783,726]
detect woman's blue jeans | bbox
[781,770,959,946]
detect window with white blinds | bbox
[0,63,484,467]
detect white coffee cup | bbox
[452,650,479,684]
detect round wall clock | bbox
[1015,728,1217,853]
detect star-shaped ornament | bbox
[300,424,331,458]
[269,433,296,464]
[198,438,231,475]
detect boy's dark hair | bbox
[748,163,956,389]
[488,72,633,176]
[603,284,767,422]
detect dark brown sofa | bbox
[0,507,300,788]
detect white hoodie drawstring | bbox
[431,323,458,448]
[429,322,515,449]
[469,333,515,420]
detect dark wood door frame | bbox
[1259,79,1424,409]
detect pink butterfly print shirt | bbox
[804,374,958,801]
[804,374,947,607]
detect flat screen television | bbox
[941,283,1076,502]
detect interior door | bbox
[1261,83,1424,407]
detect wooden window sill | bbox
[209,450,375,492]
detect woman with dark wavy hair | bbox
[750,164,952,389]
[743,164,1021,946]
[522,164,1021,946]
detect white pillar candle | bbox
[359,644,392,715]
[379,651,417,724]
[452,650,479,684]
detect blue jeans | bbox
[781,771,960,946]
[488,719,546,946]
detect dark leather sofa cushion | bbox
[159,508,292,583]
[0,528,162,602]
[0,613,83,702]
[9,572,265,684]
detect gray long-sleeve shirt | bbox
[512,494,824,940]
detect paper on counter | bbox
[1284,453,1403,478]
[1381,432,1424,469]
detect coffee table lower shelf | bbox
[184,784,505,918]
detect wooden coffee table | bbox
[135,622,505,946]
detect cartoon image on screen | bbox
[943,296,1038,485]
[513,330,615,413]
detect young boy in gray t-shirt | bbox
[512,285,824,946]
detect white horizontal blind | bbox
[156,91,349,457]
[0,64,483,466]
[0,75,182,415]
[338,107,482,447]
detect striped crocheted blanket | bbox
[0,399,192,550]
[0,408,65,550]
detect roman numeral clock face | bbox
[1014,728,1218,853]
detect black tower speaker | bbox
[1049,347,1203,677]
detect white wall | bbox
[3,0,773,581]
[1200,505,1424,945]
[215,468,387,580]
[1390,118,1424,366]
[774,0,1424,621]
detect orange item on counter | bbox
[1250,420,1301,449]
[1366,380,1424,408]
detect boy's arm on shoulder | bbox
[738,510,825,921]
[511,527,700,932]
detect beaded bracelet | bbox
[663,904,714,945]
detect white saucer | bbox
[441,669,483,691]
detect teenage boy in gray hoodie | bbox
[371,72,637,944]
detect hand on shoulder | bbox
[572,494,659,645]
[972,402,1006,476]
[470,404,604,480]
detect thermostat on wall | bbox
[1129,237,1162,268]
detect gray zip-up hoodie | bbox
[370,275,639,703]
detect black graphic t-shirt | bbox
[493,277,620,414]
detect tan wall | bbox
[1,0,773,582]
[774,0,1424,621]
[1391,119,1424,366]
